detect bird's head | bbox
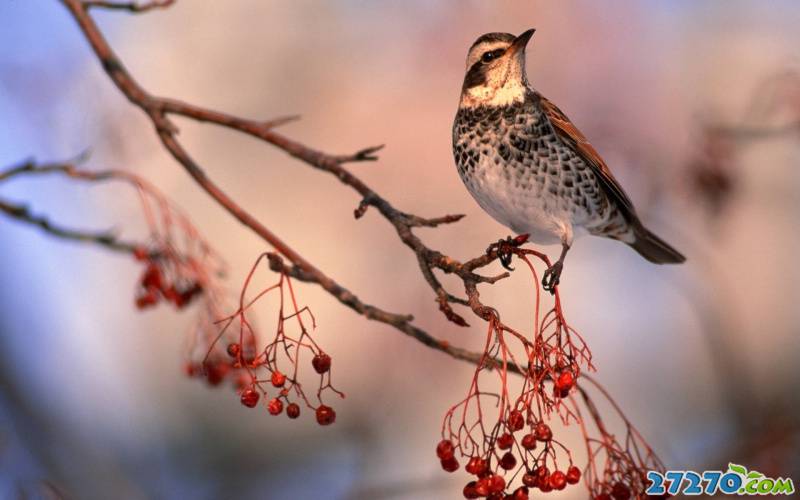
[459,29,535,108]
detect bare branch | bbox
[57,0,525,358]
[82,0,175,12]
[0,198,137,254]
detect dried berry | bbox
[312,352,331,374]
[135,290,158,309]
[475,478,490,497]
[463,481,480,499]
[240,388,259,408]
[436,439,455,460]
[133,247,148,261]
[566,465,581,484]
[271,370,286,388]
[549,470,567,490]
[534,422,552,441]
[499,451,517,470]
[507,410,525,431]
[141,264,162,290]
[511,487,529,500]
[497,432,514,450]
[267,398,283,415]
[441,456,459,473]
[556,371,575,391]
[226,343,241,358]
[203,362,227,386]
[522,473,537,488]
[488,474,505,494]
[465,457,487,476]
[315,404,336,425]
[520,433,537,450]
[286,402,300,419]
[611,483,631,500]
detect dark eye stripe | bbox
[481,48,506,63]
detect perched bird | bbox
[452,29,685,291]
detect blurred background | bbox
[1,1,799,499]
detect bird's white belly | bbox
[463,160,574,245]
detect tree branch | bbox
[57,0,528,370]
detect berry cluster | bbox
[191,253,343,424]
[127,171,226,315]
[436,253,664,498]
[579,377,669,500]
[439,309,588,498]
[134,252,203,309]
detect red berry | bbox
[512,486,529,500]
[535,466,550,481]
[135,290,158,309]
[179,283,203,305]
[556,371,575,391]
[233,374,249,391]
[315,404,336,425]
[488,474,506,493]
[203,362,228,386]
[507,410,525,431]
[271,370,286,388]
[463,481,480,499]
[436,439,455,460]
[240,388,259,408]
[594,495,612,500]
[513,234,530,245]
[522,473,538,488]
[465,457,488,476]
[499,451,517,470]
[141,264,162,290]
[549,471,567,490]
[286,402,300,419]
[475,478,490,497]
[497,432,514,450]
[566,465,581,484]
[226,343,240,358]
[539,477,552,493]
[162,285,180,304]
[534,422,552,441]
[133,247,148,261]
[521,433,537,450]
[267,398,283,415]
[312,353,331,374]
[554,386,571,398]
[184,362,200,377]
[441,456,459,473]
[611,483,630,500]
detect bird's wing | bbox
[537,93,636,216]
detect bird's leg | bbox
[542,242,570,294]
[486,234,530,271]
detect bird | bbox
[452,29,685,292]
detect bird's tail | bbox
[628,225,685,264]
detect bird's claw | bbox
[542,261,563,294]
[498,252,514,271]
[485,234,529,271]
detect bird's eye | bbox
[481,49,504,63]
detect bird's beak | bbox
[507,28,535,56]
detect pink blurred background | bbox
[1,1,798,498]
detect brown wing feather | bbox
[537,94,637,217]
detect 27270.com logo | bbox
[646,464,795,496]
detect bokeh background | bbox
[1,1,799,499]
